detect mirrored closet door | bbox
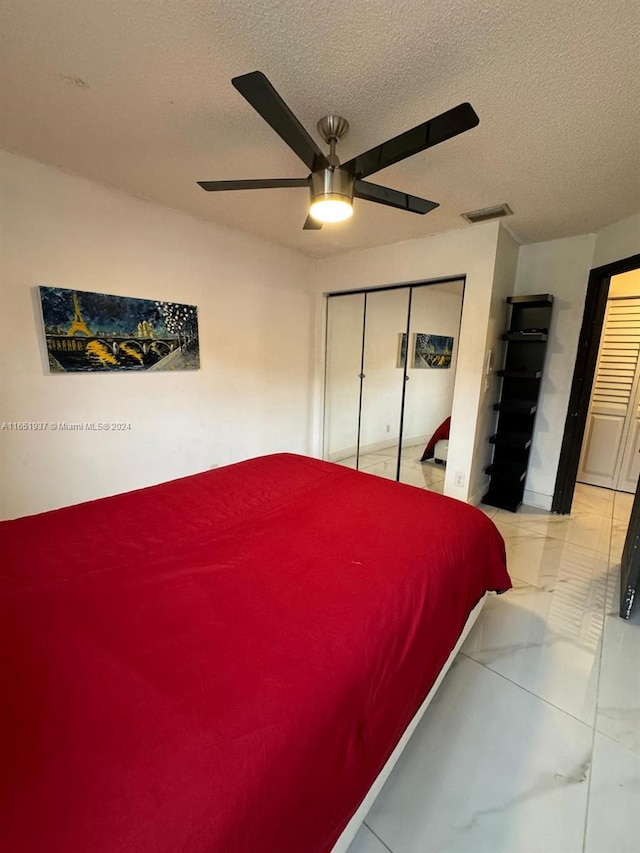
[399,280,464,491]
[324,280,464,491]
[359,287,410,480]
[324,292,365,470]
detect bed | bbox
[0,453,509,853]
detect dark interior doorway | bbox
[552,252,640,619]
[553,253,640,514]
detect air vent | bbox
[461,203,513,224]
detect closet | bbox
[324,279,464,488]
[578,292,640,493]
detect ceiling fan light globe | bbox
[309,197,353,223]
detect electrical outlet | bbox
[454,470,465,488]
[209,463,219,470]
[386,424,390,433]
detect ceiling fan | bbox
[198,71,479,230]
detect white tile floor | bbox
[336,445,446,493]
[346,483,640,853]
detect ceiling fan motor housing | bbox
[310,167,354,205]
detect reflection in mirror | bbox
[324,293,365,469]
[359,288,410,480]
[399,280,464,491]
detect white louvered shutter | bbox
[578,298,640,490]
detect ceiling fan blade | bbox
[303,213,322,230]
[342,103,479,180]
[232,71,329,172]
[354,180,439,214]
[198,178,309,192]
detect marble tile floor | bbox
[336,445,446,494]
[346,483,639,853]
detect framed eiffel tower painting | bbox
[38,286,200,373]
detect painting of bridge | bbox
[413,333,453,369]
[397,332,454,369]
[39,286,200,373]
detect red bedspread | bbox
[0,453,509,853]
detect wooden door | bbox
[615,399,640,492]
[578,297,640,491]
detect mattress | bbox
[0,453,509,853]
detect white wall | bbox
[592,213,640,269]
[471,225,520,503]
[514,233,600,507]
[0,151,317,519]
[315,221,504,502]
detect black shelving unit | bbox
[482,293,553,512]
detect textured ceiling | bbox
[1,0,639,257]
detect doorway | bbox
[577,272,640,493]
[553,253,640,513]
[553,252,640,618]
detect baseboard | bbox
[471,485,552,512]
[523,489,553,510]
[469,483,489,507]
